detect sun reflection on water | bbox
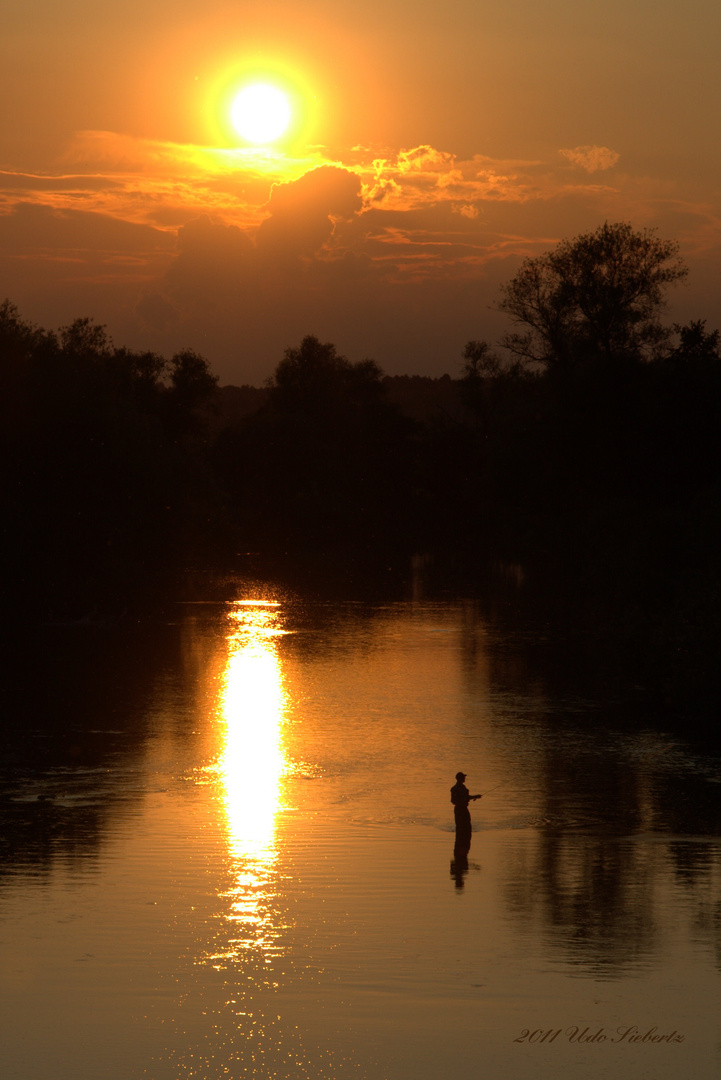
[211,600,290,967]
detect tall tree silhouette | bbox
[498,222,687,372]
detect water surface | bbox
[1,593,719,1079]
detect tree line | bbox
[1,223,719,718]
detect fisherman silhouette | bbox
[449,772,481,888]
[450,771,481,841]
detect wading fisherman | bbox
[451,771,481,839]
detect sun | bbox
[231,83,292,145]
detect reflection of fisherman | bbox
[451,772,481,837]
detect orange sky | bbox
[2,0,720,382]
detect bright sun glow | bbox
[231,83,292,144]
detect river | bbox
[1,588,719,1080]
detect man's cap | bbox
[455,771,466,780]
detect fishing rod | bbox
[477,781,507,797]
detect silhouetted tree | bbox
[168,348,219,411]
[460,339,530,412]
[455,338,544,525]
[268,335,385,415]
[213,335,416,558]
[651,319,721,495]
[0,299,48,360]
[59,316,112,360]
[497,222,687,371]
[667,319,721,368]
[0,303,219,616]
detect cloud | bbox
[265,165,362,219]
[1,130,717,384]
[0,135,619,269]
[0,201,172,254]
[0,171,123,193]
[257,165,362,258]
[162,214,254,309]
[559,145,620,173]
[396,146,456,173]
[364,149,562,213]
[158,167,364,313]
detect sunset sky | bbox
[2,0,720,383]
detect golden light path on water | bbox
[211,600,290,967]
[165,602,357,1079]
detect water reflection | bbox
[3,597,721,1080]
[151,601,360,1080]
[450,834,471,889]
[210,601,289,967]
